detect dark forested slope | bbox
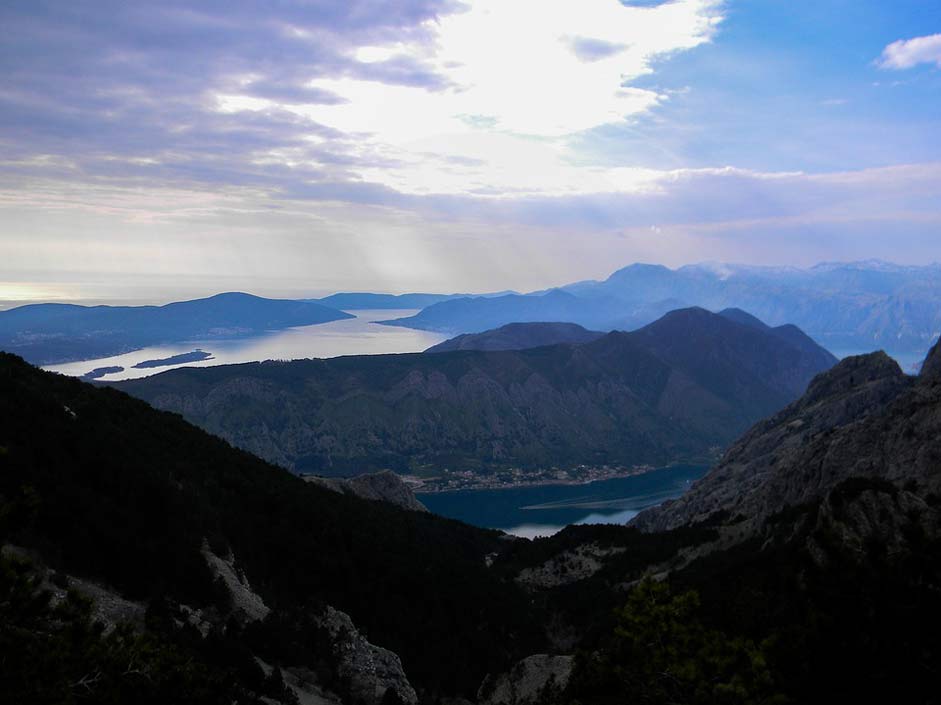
[0,353,542,701]
[115,308,836,476]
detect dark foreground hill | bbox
[4,341,941,704]
[487,340,941,705]
[0,352,543,703]
[115,308,837,476]
[0,292,352,365]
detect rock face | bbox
[515,543,625,590]
[304,470,427,512]
[477,655,574,705]
[633,348,941,538]
[920,338,941,380]
[201,542,271,622]
[806,483,941,568]
[320,606,418,705]
[115,308,836,476]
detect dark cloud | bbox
[0,0,459,193]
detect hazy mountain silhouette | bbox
[0,292,352,364]
[382,260,941,358]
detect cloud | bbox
[257,0,725,196]
[4,161,941,297]
[3,0,940,298]
[0,0,723,204]
[878,33,941,69]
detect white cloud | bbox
[878,33,941,70]
[214,0,724,197]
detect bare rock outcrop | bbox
[515,543,624,589]
[304,470,427,512]
[808,483,941,567]
[202,541,271,622]
[320,606,418,705]
[477,655,573,705]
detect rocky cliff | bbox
[633,341,941,537]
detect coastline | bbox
[409,460,713,495]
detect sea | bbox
[418,464,709,539]
[43,309,447,381]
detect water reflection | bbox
[420,465,707,539]
[44,310,448,381]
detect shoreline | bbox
[411,461,710,495]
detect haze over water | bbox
[44,310,448,381]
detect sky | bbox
[1,0,940,302]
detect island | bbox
[131,350,214,369]
[80,366,125,380]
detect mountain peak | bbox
[803,351,904,406]
[718,308,770,330]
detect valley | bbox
[5,3,940,702]
[114,308,835,479]
[418,464,708,538]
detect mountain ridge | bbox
[0,292,353,365]
[383,260,941,357]
[113,307,836,477]
[425,321,604,353]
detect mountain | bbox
[425,322,604,353]
[0,292,353,365]
[380,290,594,334]
[716,307,839,380]
[0,352,543,702]
[4,339,941,703]
[631,341,939,535]
[381,289,681,337]
[113,308,836,477]
[487,341,941,704]
[381,260,941,359]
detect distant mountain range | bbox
[381,260,941,358]
[113,308,837,476]
[0,292,352,365]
